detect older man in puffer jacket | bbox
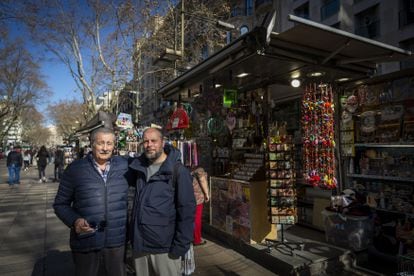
[54,127,133,276]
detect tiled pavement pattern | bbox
[0,160,276,276]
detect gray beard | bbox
[145,150,163,163]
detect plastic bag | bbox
[181,244,195,275]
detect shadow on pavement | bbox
[31,249,74,276]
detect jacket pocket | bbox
[140,215,174,248]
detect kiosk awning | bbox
[159,14,411,100]
[75,111,116,136]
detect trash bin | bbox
[322,209,374,251]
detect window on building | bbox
[321,0,340,21]
[400,38,414,69]
[246,0,253,16]
[231,6,244,17]
[227,31,232,44]
[201,45,209,60]
[240,25,249,35]
[294,2,310,19]
[399,0,414,28]
[354,4,380,39]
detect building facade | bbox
[137,0,413,124]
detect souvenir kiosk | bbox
[158,14,411,248]
[338,69,414,258]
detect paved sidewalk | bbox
[0,160,276,276]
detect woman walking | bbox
[36,146,49,183]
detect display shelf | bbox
[355,143,414,148]
[347,174,414,183]
[375,208,411,216]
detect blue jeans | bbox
[8,164,21,184]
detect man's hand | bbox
[74,218,95,234]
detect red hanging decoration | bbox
[301,83,337,189]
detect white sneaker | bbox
[42,177,47,183]
[38,179,42,183]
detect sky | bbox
[6,19,80,121]
[41,62,79,105]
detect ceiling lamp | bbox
[336,77,351,82]
[236,72,249,78]
[307,71,325,77]
[291,79,301,88]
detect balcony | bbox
[355,19,380,39]
[399,10,414,28]
[321,0,340,21]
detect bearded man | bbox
[129,127,195,276]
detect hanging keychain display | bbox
[301,83,337,189]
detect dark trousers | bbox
[38,165,46,179]
[54,163,63,180]
[72,246,126,276]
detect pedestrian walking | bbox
[6,145,23,186]
[53,127,132,276]
[36,145,49,183]
[23,150,31,171]
[129,127,196,276]
[53,146,64,182]
[191,166,210,246]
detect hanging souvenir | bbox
[301,83,337,189]
[345,95,358,113]
[225,111,236,133]
[166,104,190,130]
[357,85,368,107]
[341,110,352,124]
[207,116,225,137]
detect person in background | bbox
[36,145,49,183]
[49,148,54,164]
[23,150,31,171]
[7,145,23,186]
[53,127,131,276]
[129,127,196,276]
[53,146,65,182]
[191,166,210,246]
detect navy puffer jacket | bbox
[129,146,196,257]
[53,154,131,252]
